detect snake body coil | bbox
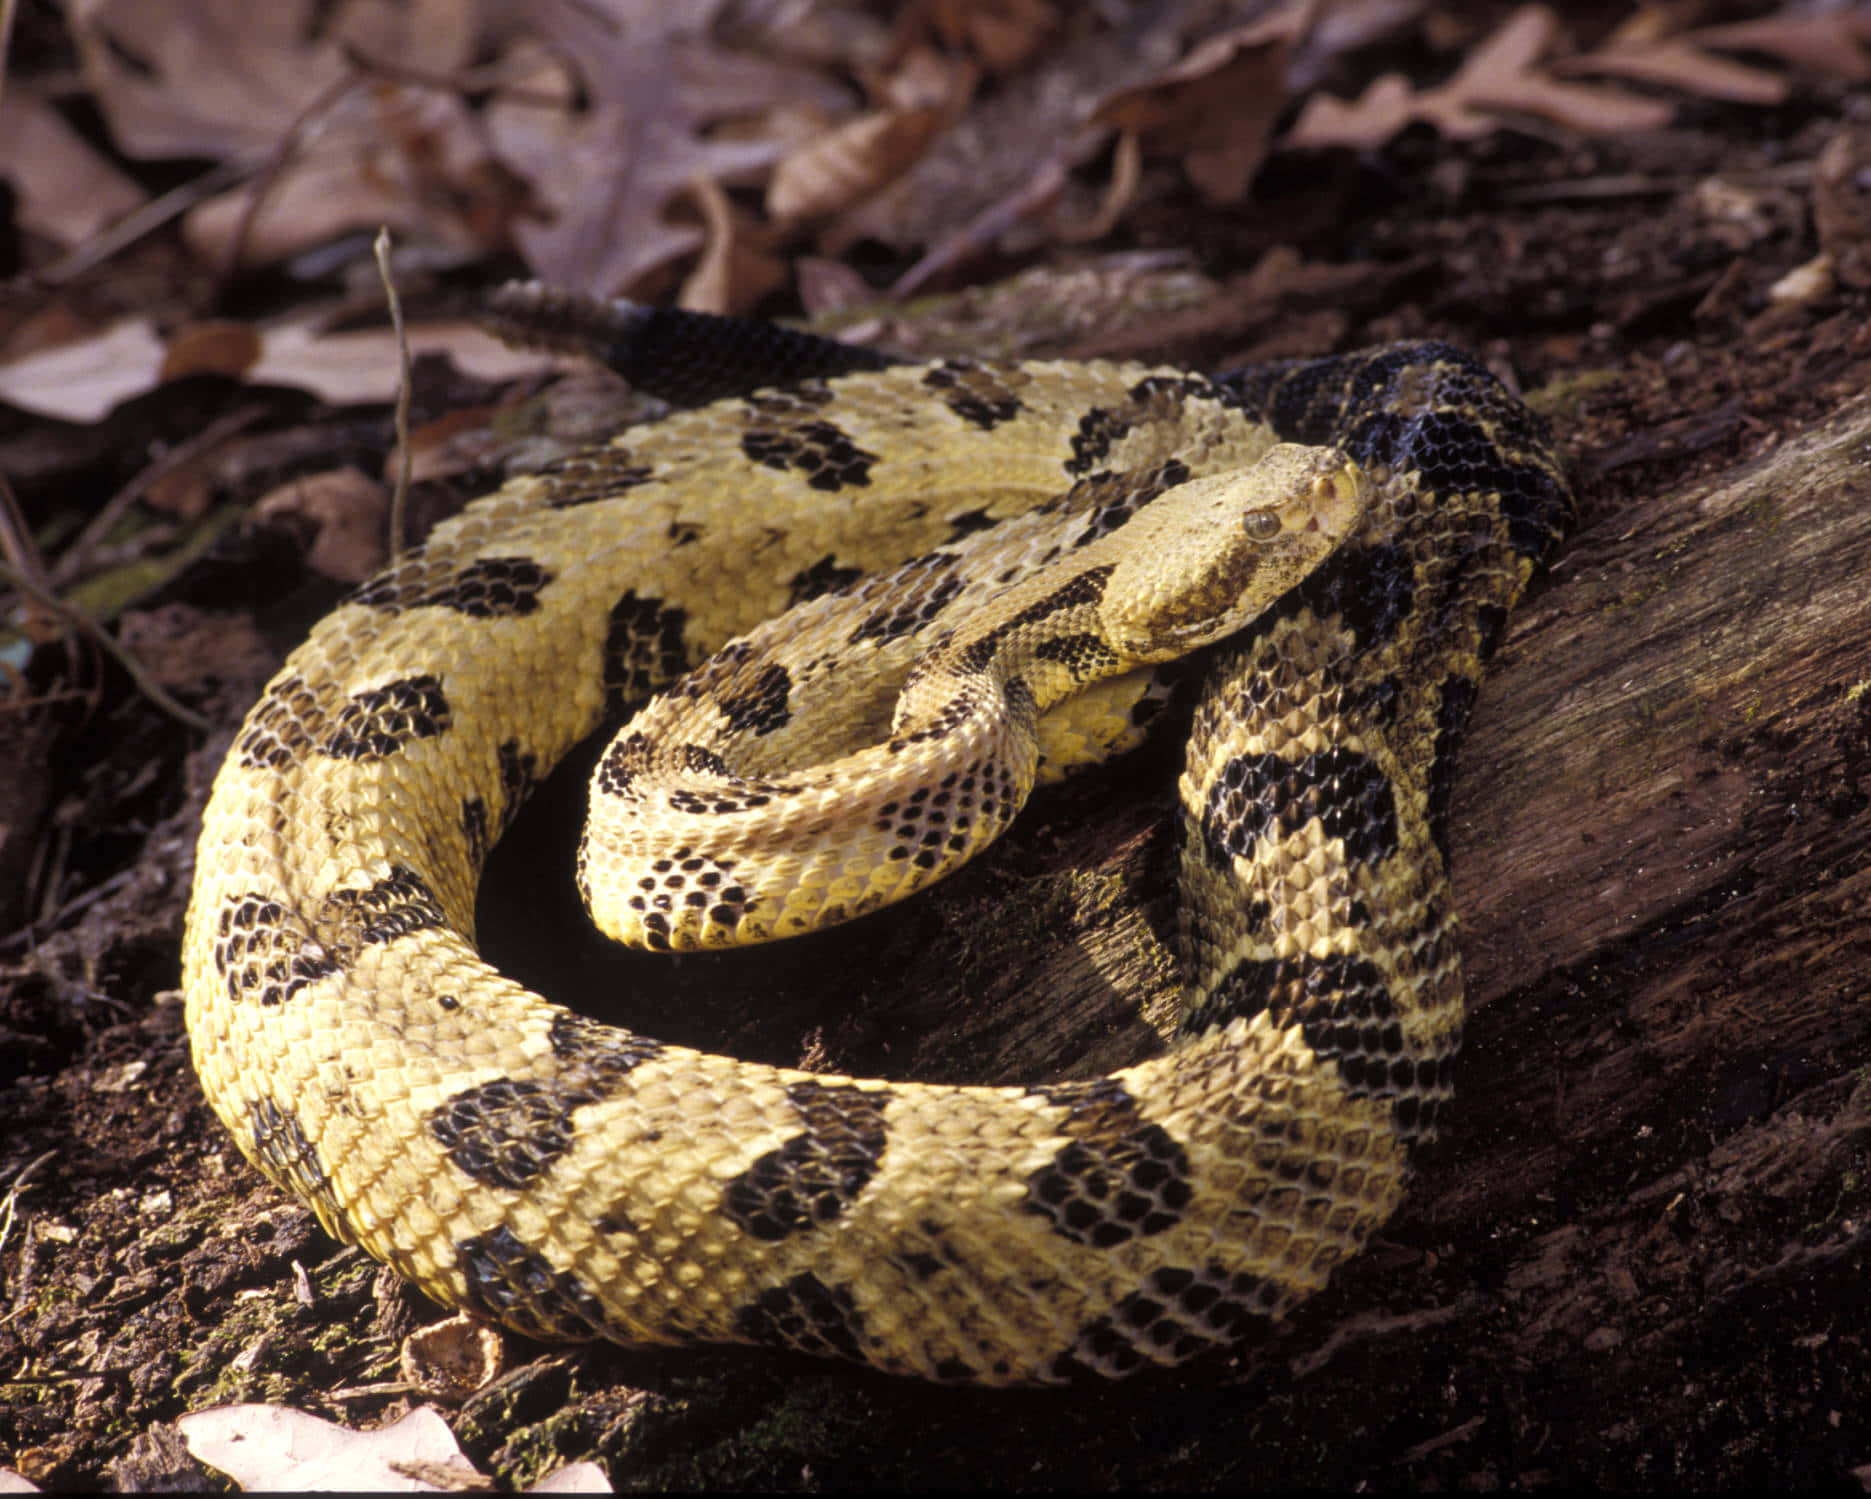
[183,313,1570,1384]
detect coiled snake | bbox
[182,300,1571,1384]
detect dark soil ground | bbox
[4,48,1871,1497]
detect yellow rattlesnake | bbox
[182,299,1570,1384]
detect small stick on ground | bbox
[375,226,414,563]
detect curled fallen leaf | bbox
[0,90,146,249]
[175,1403,612,1493]
[249,467,388,585]
[768,106,950,224]
[677,173,790,315]
[918,0,1058,74]
[1090,16,1297,205]
[400,1314,505,1404]
[177,1404,482,1493]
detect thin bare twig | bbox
[0,1151,58,1262]
[0,559,211,732]
[0,864,139,954]
[891,152,1070,301]
[374,227,413,562]
[340,43,570,109]
[0,462,77,667]
[52,402,268,588]
[215,67,367,292]
[38,160,252,286]
[0,462,55,599]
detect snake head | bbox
[1099,444,1368,661]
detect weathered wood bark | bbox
[460,385,1871,1486]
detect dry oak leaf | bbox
[482,0,849,296]
[1289,4,1674,149]
[1548,7,1789,106]
[768,43,973,226]
[176,1402,610,1492]
[64,0,480,159]
[0,90,146,249]
[0,312,570,422]
[768,106,951,224]
[64,0,505,270]
[1091,14,1298,205]
[0,319,165,422]
[117,606,275,704]
[1688,11,1871,82]
[239,317,576,405]
[917,0,1059,74]
[250,468,390,585]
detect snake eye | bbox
[1241,508,1282,540]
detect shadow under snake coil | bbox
[183,299,1572,1385]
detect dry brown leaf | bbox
[1056,127,1141,244]
[67,0,349,161]
[678,174,737,315]
[1813,128,1871,288]
[1289,5,1675,148]
[66,0,481,164]
[0,310,575,422]
[676,174,788,314]
[1690,13,1871,82]
[1287,72,1416,150]
[0,90,146,249]
[243,319,576,404]
[1091,15,1298,205]
[66,0,510,271]
[250,468,389,584]
[483,0,849,296]
[923,0,1057,74]
[1408,6,1678,136]
[181,104,514,272]
[1551,33,1789,105]
[117,606,275,702]
[768,107,949,224]
[160,322,265,383]
[767,44,971,227]
[0,320,166,422]
[794,256,880,316]
[817,1,1175,266]
[399,1314,505,1403]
